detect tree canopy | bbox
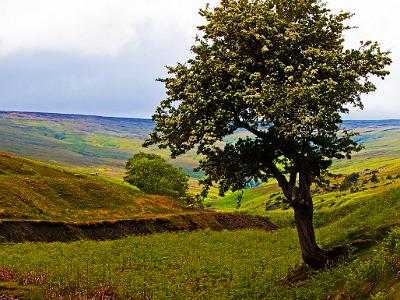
[144,0,391,268]
[124,152,189,198]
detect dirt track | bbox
[0,212,277,243]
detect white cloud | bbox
[0,0,218,57]
[328,0,399,49]
[327,0,400,119]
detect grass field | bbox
[0,151,186,221]
[1,186,400,299]
[0,153,400,298]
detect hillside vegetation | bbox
[2,113,400,299]
[0,151,185,221]
[204,162,400,222]
[0,111,199,178]
[1,150,400,299]
[2,112,400,181]
[0,185,400,299]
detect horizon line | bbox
[1,109,400,122]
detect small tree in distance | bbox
[144,0,390,268]
[370,173,379,183]
[124,152,189,198]
[339,172,359,191]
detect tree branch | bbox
[235,119,269,140]
[265,161,289,193]
[289,170,297,187]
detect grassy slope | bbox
[2,113,400,298]
[1,150,400,299]
[2,112,400,182]
[0,186,400,299]
[204,157,400,214]
[0,111,199,179]
[0,151,185,221]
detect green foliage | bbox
[124,152,189,198]
[145,0,391,199]
[145,0,391,268]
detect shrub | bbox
[340,173,359,191]
[371,174,379,183]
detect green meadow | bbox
[1,186,400,299]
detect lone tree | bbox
[124,152,189,198]
[144,0,390,268]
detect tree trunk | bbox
[290,173,328,269]
[293,202,327,269]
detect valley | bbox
[1,111,400,299]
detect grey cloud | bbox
[0,24,193,118]
[0,0,398,119]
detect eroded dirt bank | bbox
[0,212,277,242]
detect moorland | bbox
[1,111,400,299]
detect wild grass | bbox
[2,114,400,298]
[1,186,400,299]
[0,152,185,221]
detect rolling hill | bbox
[0,151,277,245]
[0,111,199,179]
[0,151,185,221]
[1,111,400,299]
[2,111,400,181]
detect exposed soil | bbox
[0,212,277,243]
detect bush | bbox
[371,174,379,183]
[124,152,188,198]
[340,173,359,191]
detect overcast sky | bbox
[0,0,398,119]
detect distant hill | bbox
[1,111,400,179]
[0,111,201,179]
